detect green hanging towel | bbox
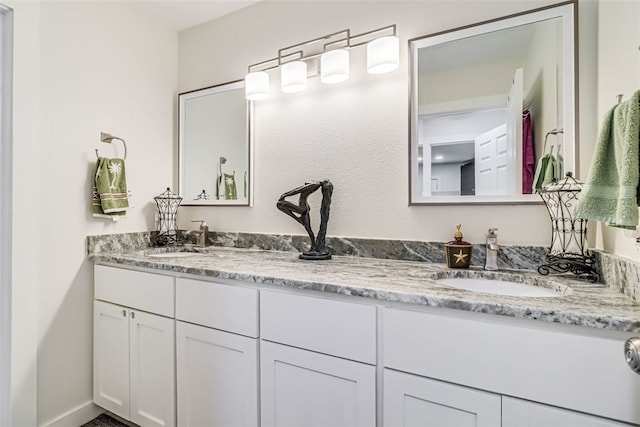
[574,90,640,229]
[92,157,128,218]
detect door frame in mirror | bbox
[408,1,577,205]
[178,80,254,206]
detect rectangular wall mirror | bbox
[409,1,576,205]
[179,80,253,206]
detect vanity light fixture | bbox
[245,71,269,101]
[281,61,308,93]
[321,48,350,84]
[367,35,400,74]
[244,24,398,100]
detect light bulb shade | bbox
[245,71,269,101]
[321,49,350,84]
[281,61,307,93]
[367,35,399,74]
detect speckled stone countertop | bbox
[90,245,640,333]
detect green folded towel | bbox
[92,157,129,217]
[224,172,237,200]
[575,90,640,229]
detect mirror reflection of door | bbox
[475,123,508,195]
[421,108,506,197]
[410,9,571,204]
[421,67,525,197]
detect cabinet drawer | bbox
[383,307,640,425]
[94,265,174,317]
[261,290,376,364]
[175,277,258,337]
[261,341,376,427]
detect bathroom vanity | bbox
[90,246,640,427]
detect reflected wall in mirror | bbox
[179,80,253,206]
[410,2,575,205]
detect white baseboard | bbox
[41,401,104,427]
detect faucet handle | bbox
[191,219,208,230]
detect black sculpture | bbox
[277,180,333,260]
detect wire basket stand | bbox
[152,187,183,247]
[537,172,598,282]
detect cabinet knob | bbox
[624,337,640,375]
[130,311,135,319]
[122,310,126,317]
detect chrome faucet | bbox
[485,228,498,270]
[191,220,209,247]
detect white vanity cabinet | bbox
[502,397,633,427]
[259,290,377,427]
[175,277,259,427]
[93,261,640,427]
[93,266,176,427]
[383,306,640,426]
[384,369,501,426]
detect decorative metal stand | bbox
[152,187,183,247]
[537,172,598,282]
[277,180,333,260]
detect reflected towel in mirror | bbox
[224,172,237,200]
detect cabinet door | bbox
[383,369,501,427]
[129,310,176,427]
[93,301,130,420]
[261,341,376,427]
[502,396,632,427]
[176,321,259,427]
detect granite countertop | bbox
[90,245,640,333]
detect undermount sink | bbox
[434,276,570,298]
[146,252,199,258]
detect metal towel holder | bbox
[95,132,127,159]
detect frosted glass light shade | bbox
[281,61,307,93]
[245,71,269,101]
[367,35,399,74]
[321,49,350,84]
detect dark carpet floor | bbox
[81,413,130,427]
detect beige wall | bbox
[9,1,177,425]
[178,0,594,246]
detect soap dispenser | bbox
[445,224,472,269]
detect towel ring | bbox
[95,132,127,159]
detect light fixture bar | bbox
[244,24,398,100]
[348,24,396,49]
[247,25,396,73]
[278,29,350,65]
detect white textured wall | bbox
[594,0,640,260]
[8,3,39,425]
[9,2,177,425]
[178,0,593,246]
[420,58,521,106]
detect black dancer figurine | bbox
[276,180,333,260]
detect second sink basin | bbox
[433,273,571,298]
